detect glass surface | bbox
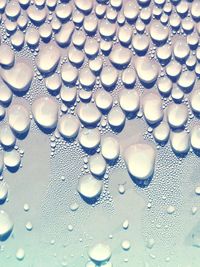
[0,0,200,266]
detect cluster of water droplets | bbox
[0,0,199,264]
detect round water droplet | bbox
[118,184,125,194]
[146,238,155,249]
[101,136,120,161]
[166,61,182,80]
[123,0,139,21]
[84,39,99,58]
[79,68,96,88]
[108,107,125,128]
[23,203,29,212]
[153,122,170,143]
[25,27,40,47]
[72,31,86,48]
[95,90,113,111]
[121,240,131,251]
[156,44,172,62]
[36,43,60,74]
[75,0,93,13]
[173,39,190,61]
[89,57,103,74]
[157,77,172,95]
[83,15,98,34]
[61,63,78,84]
[89,154,106,176]
[58,115,79,139]
[0,83,12,104]
[190,89,200,113]
[68,46,85,66]
[39,23,52,40]
[167,205,175,214]
[0,210,13,241]
[0,44,15,67]
[122,219,129,230]
[191,125,200,150]
[177,71,195,91]
[32,96,58,130]
[79,128,100,149]
[132,34,149,54]
[171,86,184,102]
[70,202,79,212]
[135,57,159,85]
[77,103,101,126]
[167,103,188,129]
[8,104,30,134]
[11,31,24,49]
[0,182,8,203]
[88,243,112,264]
[1,61,33,92]
[109,45,131,67]
[5,1,21,19]
[55,3,72,21]
[4,150,21,169]
[191,1,200,20]
[0,124,16,147]
[100,66,118,88]
[27,5,47,24]
[124,143,156,180]
[143,93,163,124]
[170,131,190,154]
[77,174,103,200]
[119,89,140,113]
[149,21,169,43]
[25,221,33,231]
[121,68,136,88]
[99,20,116,38]
[45,73,61,93]
[16,248,25,261]
[118,24,132,45]
[60,86,77,103]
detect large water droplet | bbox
[124,143,156,180]
[77,174,103,200]
[0,210,13,241]
[88,243,112,264]
[32,96,58,130]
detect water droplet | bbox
[77,103,101,126]
[0,210,13,241]
[119,89,140,113]
[170,131,190,154]
[16,248,25,261]
[88,243,112,264]
[135,57,159,85]
[32,96,58,130]
[143,93,163,124]
[79,128,100,149]
[101,136,120,161]
[167,103,188,129]
[77,174,103,200]
[1,61,33,92]
[0,124,16,147]
[4,150,21,169]
[121,240,131,251]
[89,154,106,176]
[124,143,156,180]
[8,104,30,134]
[58,115,79,139]
[0,182,8,203]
